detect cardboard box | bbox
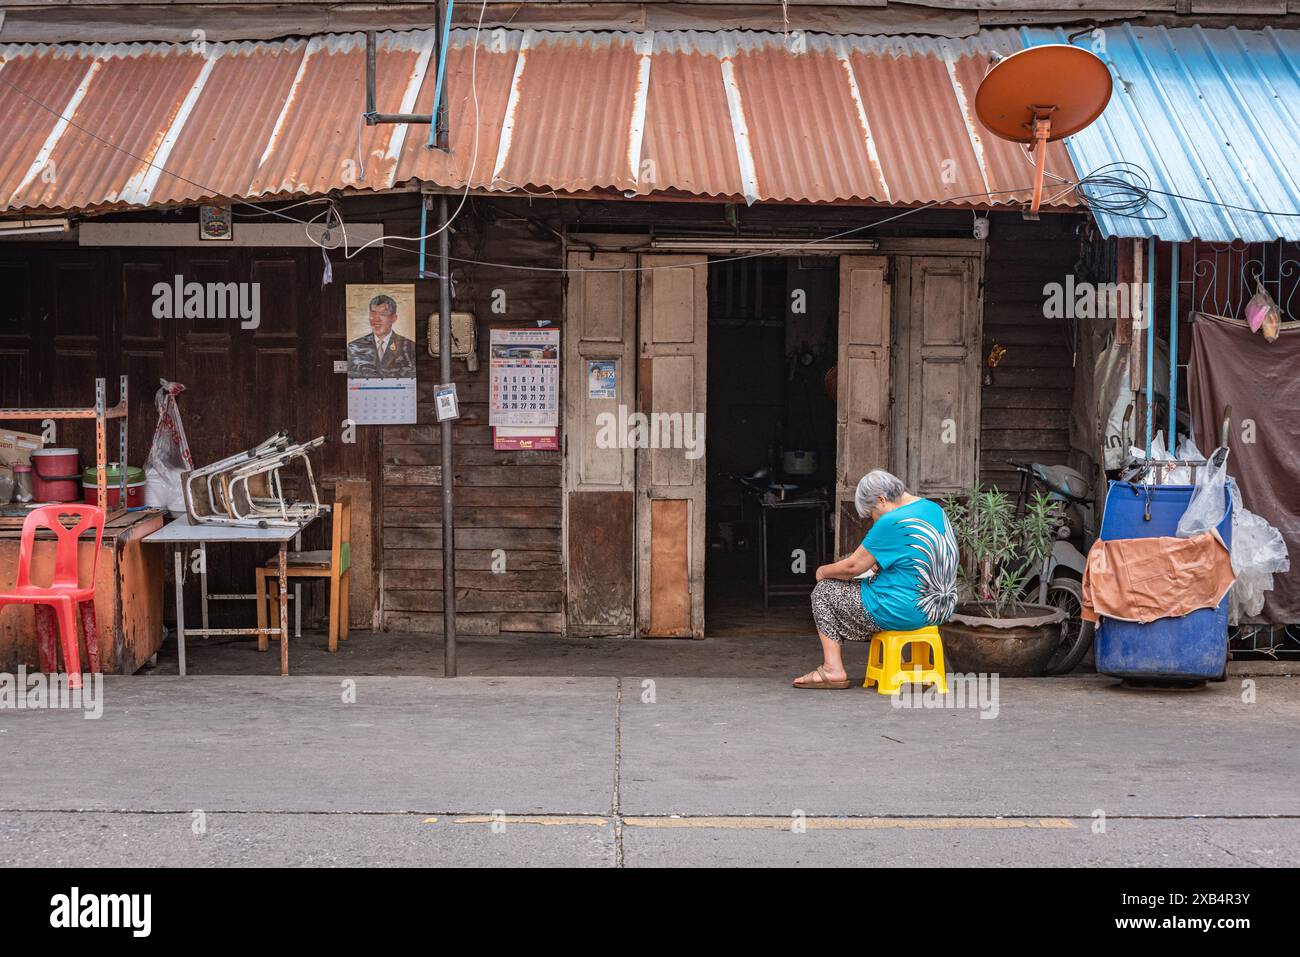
[0,428,43,468]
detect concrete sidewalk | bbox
[142,627,1297,679]
[1,672,1297,866]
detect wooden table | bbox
[144,517,315,676]
[0,509,164,673]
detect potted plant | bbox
[938,485,1068,676]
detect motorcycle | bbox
[1008,459,1097,675]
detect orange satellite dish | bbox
[975,44,1112,216]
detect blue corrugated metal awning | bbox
[1024,25,1300,243]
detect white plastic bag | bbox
[1126,431,1183,485]
[143,379,193,515]
[1166,436,1204,486]
[1096,337,1173,470]
[1228,484,1291,623]
[1176,446,1230,539]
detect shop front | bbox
[561,235,987,638]
[0,24,1092,663]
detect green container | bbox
[82,464,145,486]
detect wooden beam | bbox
[78,222,383,248]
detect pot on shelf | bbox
[30,448,82,502]
[939,602,1067,676]
[83,464,146,508]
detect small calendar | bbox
[489,328,559,428]
[348,377,417,425]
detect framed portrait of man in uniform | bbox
[345,284,417,424]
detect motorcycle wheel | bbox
[1040,576,1095,675]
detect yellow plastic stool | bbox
[863,625,949,695]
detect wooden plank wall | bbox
[0,241,384,630]
[368,198,567,636]
[979,213,1080,491]
[356,198,1082,633]
[0,197,1081,639]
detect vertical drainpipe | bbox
[1168,241,1179,446]
[418,198,429,279]
[427,0,455,149]
[1145,236,1156,457]
[440,193,457,677]
[366,31,377,117]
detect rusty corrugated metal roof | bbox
[0,28,1080,214]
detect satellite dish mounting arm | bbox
[1027,105,1058,219]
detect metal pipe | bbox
[418,194,429,279]
[439,193,457,676]
[365,31,377,119]
[1146,236,1156,456]
[368,113,433,125]
[427,0,455,148]
[364,26,430,125]
[1168,240,1179,445]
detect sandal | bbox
[793,666,852,690]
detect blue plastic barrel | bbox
[1094,480,1233,680]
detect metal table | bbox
[144,517,315,676]
[759,497,828,607]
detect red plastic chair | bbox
[0,504,105,689]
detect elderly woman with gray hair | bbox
[794,469,959,689]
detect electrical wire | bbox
[230,196,333,219]
[360,190,1043,274]
[1070,161,1166,221]
[1082,159,1300,218]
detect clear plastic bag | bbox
[143,379,194,515]
[1176,446,1230,539]
[1228,484,1291,623]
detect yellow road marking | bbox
[447,815,610,827]
[430,815,1075,830]
[621,817,1077,830]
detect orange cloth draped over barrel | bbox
[1081,532,1235,624]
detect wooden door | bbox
[636,255,707,638]
[893,255,982,496]
[563,252,637,636]
[835,256,891,554]
[44,252,114,457]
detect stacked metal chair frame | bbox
[182,432,330,528]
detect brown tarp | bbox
[1081,531,1235,625]
[1188,313,1300,623]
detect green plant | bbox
[941,486,1063,618]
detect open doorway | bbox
[704,256,840,635]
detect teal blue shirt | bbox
[859,498,959,631]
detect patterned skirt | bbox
[810,579,882,643]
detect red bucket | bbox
[30,448,82,502]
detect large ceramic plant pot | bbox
[939,602,1067,676]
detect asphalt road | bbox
[1,674,1297,867]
